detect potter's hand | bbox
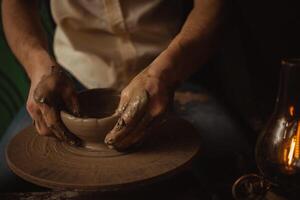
[105,68,173,151]
[26,66,81,145]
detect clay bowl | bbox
[60,89,120,150]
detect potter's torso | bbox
[51,0,184,90]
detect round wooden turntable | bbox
[6,116,200,191]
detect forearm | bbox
[2,0,55,81]
[148,0,224,88]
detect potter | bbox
[2,0,223,151]
[3,0,222,191]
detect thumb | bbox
[62,87,80,116]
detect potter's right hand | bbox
[26,66,81,146]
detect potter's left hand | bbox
[104,68,173,151]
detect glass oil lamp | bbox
[233,59,300,199]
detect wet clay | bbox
[174,91,209,105]
[60,89,120,150]
[6,116,200,190]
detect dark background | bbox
[195,0,300,133]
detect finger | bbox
[33,78,52,105]
[116,91,130,114]
[38,103,81,146]
[62,87,80,116]
[27,101,52,136]
[105,90,149,145]
[34,117,52,136]
[26,98,41,120]
[38,103,62,140]
[50,122,81,146]
[111,113,153,151]
[33,74,63,108]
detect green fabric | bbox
[0,1,54,138]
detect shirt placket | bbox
[103,0,137,88]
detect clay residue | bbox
[175,91,209,105]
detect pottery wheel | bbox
[6,117,200,190]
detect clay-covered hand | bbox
[26,66,81,145]
[104,68,173,151]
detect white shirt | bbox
[51,0,184,90]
